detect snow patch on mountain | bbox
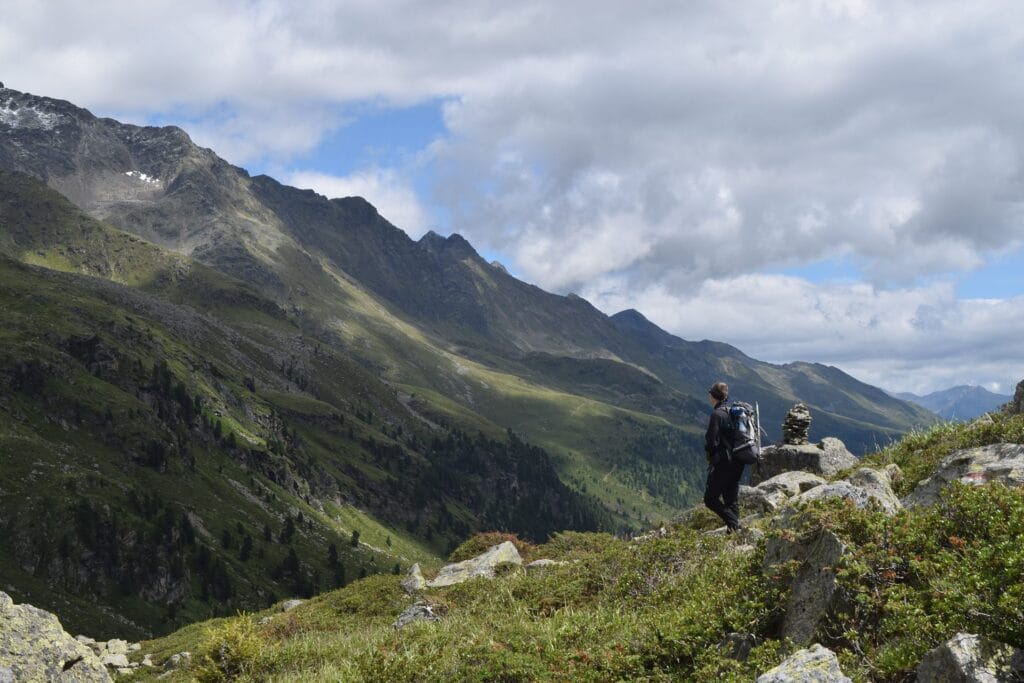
[124,170,161,185]
[0,104,61,130]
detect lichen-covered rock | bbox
[845,467,903,514]
[790,474,902,516]
[280,599,305,612]
[402,563,427,593]
[752,439,859,485]
[163,651,191,671]
[917,633,1024,682]
[392,601,443,630]
[764,529,847,645]
[756,470,827,498]
[757,644,852,682]
[0,591,112,682]
[903,444,1024,509]
[427,542,522,588]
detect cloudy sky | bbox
[4,0,1023,395]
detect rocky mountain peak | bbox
[417,230,479,259]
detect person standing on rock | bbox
[704,381,744,532]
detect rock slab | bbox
[392,601,442,630]
[757,644,852,682]
[427,541,522,588]
[764,529,848,646]
[903,444,1024,509]
[917,633,1024,682]
[0,591,112,682]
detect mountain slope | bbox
[0,84,935,523]
[0,173,612,639]
[896,385,1010,420]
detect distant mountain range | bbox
[894,385,1010,420]
[0,83,936,637]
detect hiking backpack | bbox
[727,401,763,465]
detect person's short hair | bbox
[708,382,729,401]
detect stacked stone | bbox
[782,403,812,445]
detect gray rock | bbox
[757,644,852,682]
[401,563,427,593]
[917,633,1024,682]
[752,439,859,485]
[756,470,827,498]
[0,591,112,682]
[280,599,305,612]
[426,542,522,588]
[903,444,1024,509]
[100,652,130,668]
[847,467,902,512]
[790,473,902,515]
[104,638,128,656]
[739,485,785,515]
[764,529,848,645]
[163,651,192,670]
[392,601,442,630]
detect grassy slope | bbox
[0,256,438,639]
[127,411,1024,682]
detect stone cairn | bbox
[782,403,812,445]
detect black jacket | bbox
[705,401,733,466]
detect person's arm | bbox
[705,410,720,463]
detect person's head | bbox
[708,381,729,404]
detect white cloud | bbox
[286,168,431,238]
[583,273,1024,394]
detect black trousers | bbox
[704,459,744,530]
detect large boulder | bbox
[917,633,1024,682]
[764,529,848,646]
[427,541,522,588]
[756,644,852,682]
[903,444,1024,509]
[752,438,859,485]
[756,470,827,498]
[0,591,112,682]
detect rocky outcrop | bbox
[427,542,522,588]
[903,444,1024,509]
[756,644,852,682]
[917,633,1024,682]
[764,529,848,646]
[752,438,859,485]
[402,563,427,593]
[0,591,112,682]
[783,403,813,445]
[280,599,305,612]
[392,601,443,630]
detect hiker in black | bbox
[704,381,744,531]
